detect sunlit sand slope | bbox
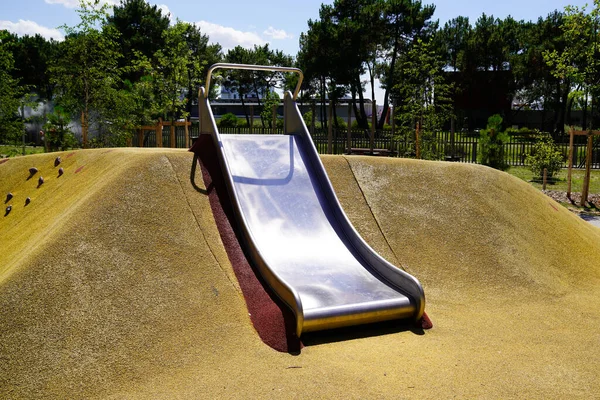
[1,149,599,399]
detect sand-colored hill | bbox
[1,148,600,399]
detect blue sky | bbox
[0,0,590,101]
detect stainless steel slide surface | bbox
[197,65,424,337]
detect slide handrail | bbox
[204,63,304,101]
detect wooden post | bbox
[390,106,395,153]
[156,118,163,147]
[415,120,421,159]
[138,129,143,147]
[370,100,376,154]
[450,117,456,160]
[272,104,277,135]
[170,123,176,148]
[347,102,352,154]
[543,168,548,191]
[581,134,594,207]
[250,105,254,134]
[567,126,574,199]
[327,100,333,154]
[184,120,190,148]
[81,111,88,149]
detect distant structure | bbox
[218,85,274,101]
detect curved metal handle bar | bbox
[204,62,304,101]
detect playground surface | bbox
[1,148,600,399]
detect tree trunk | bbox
[321,75,327,131]
[379,32,400,129]
[241,97,250,126]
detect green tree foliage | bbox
[218,113,239,128]
[180,23,222,114]
[43,106,77,151]
[298,0,386,130]
[0,30,25,145]
[478,114,509,170]
[154,21,192,122]
[526,133,564,178]
[224,44,290,126]
[437,16,471,72]
[9,33,59,102]
[260,91,280,130]
[544,1,600,130]
[392,38,453,160]
[512,12,568,132]
[107,0,170,82]
[377,0,437,128]
[51,0,132,147]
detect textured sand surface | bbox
[1,149,600,399]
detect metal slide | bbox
[198,64,425,337]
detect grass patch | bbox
[507,166,600,194]
[0,145,45,157]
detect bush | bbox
[44,107,78,151]
[302,111,314,127]
[302,111,347,130]
[478,114,509,170]
[526,133,564,178]
[351,119,371,130]
[218,113,239,128]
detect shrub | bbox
[351,119,371,130]
[302,111,346,130]
[43,107,78,151]
[303,111,314,127]
[218,113,239,128]
[478,114,509,170]
[526,133,564,178]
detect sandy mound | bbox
[1,149,599,399]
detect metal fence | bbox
[136,123,600,169]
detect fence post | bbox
[567,127,574,199]
[185,120,190,148]
[581,133,593,207]
[347,102,352,154]
[370,100,376,154]
[328,100,333,154]
[156,118,163,147]
[250,105,254,134]
[390,106,395,154]
[138,129,143,147]
[170,123,175,148]
[450,117,455,160]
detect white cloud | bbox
[263,26,293,40]
[0,20,64,41]
[156,4,172,21]
[44,0,79,7]
[196,20,266,51]
[44,0,118,7]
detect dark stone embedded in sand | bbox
[54,157,61,167]
[58,167,64,177]
[5,205,12,216]
[38,176,44,187]
[5,193,13,203]
[25,197,31,206]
